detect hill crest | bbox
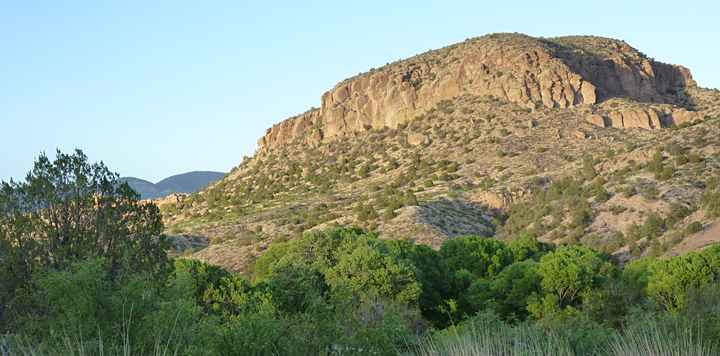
[256,34,697,152]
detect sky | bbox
[2,1,719,183]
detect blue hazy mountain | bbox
[118,171,226,199]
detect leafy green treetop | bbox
[0,149,170,329]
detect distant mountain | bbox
[118,171,226,199]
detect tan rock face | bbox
[307,129,324,149]
[587,115,606,127]
[586,107,702,129]
[318,44,598,143]
[257,34,699,151]
[257,109,321,149]
[408,132,430,146]
[156,193,188,205]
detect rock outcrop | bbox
[586,107,702,129]
[257,34,699,151]
[257,109,321,149]
[408,133,430,146]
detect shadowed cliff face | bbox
[257,34,696,151]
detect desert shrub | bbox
[209,237,223,246]
[641,184,659,200]
[676,155,688,165]
[685,221,703,235]
[184,247,196,255]
[642,212,665,239]
[531,176,543,187]
[594,187,610,203]
[665,202,691,227]
[666,141,685,156]
[646,153,664,174]
[621,186,636,198]
[383,206,396,220]
[659,166,676,181]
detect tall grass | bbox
[0,305,185,356]
[409,317,717,356]
[603,318,717,356]
[1,332,182,356]
[408,321,574,356]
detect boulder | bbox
[408,133,430,146]
[587,115,606,127]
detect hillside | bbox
[155,33,720,276]
[119,171,226,199]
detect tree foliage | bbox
[0,149,169,330]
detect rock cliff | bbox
[586,106,702,129]
[257,34,697,151]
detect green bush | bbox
[384,206,396,220]
[209,237,223,246]
[685,221,703,235]
[676,155,688,165]
[641,184,659,200]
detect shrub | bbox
[642,212,664,238]
[659,166,675,181]
[594,188,610,204]
[667,142,685,156]
[621,186,636,198]
[383,206,396,220]
[209,237,223,246]
[184,248,196,255]
[641,184,659,200]
[500,128,509,136]
[676,155,688,165]
[531,176,543,186]
[685,221,703,235]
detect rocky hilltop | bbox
[159,33,720,276]
[257,34,696,151]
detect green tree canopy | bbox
[439,235,514,279]
[0,149,169,330]
[258,228,422,306]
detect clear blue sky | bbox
[2,1,718,183]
